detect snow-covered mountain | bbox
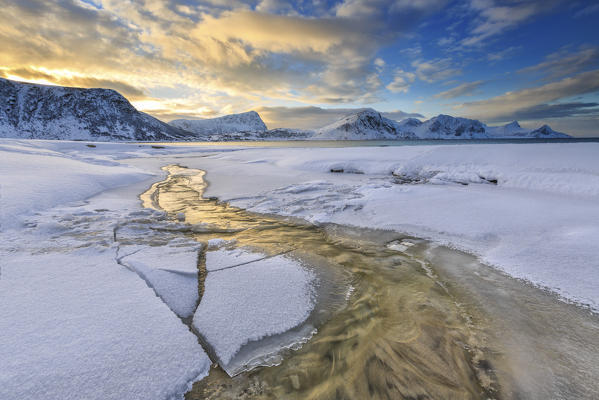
[527,125,570,138]
[0,78,573,142]
[312,109,571,140]
[0,78,189,141]
[312,108,416,140]
[485,121,527,137]
[398,114,489,139]
[397,115,571,139]
[182,127,313,141]
[169,111,267,137]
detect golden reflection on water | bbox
[141,165,495,400]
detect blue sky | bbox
[1,0,598,135]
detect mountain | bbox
[311,110,572,140]
[0,78,189,141]
[0,79,573,142]
[399,114,489,139]
[312,108,416,140]
[493,120,526,136]
[522,124,570,138]
[485,121,569,138]
[169,111,267,138]
[397,115,571,140]
[179,127,312,141]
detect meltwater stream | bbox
[138,165,599,400]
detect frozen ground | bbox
[0,140,214,400]
[181,144,599,312]
[1,138,598,398]
[195,248,316,375]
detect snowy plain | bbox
[1,138,598,399]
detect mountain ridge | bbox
[312,109,570,140]
[312,108,416,140]
[0,78,189,141]
[0,79,573,141]
[169,111,267,138]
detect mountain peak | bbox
[0,78,187,141]
[528,124,570,138]
[312,108,414,140]
[169,111,267,136]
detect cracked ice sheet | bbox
[119,243,203,318]
[0,140,212,400]
[193,252,316,376]
[205,247,266,271]
[182,144,599,313]
[0,246,211,400]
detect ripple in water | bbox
[141,165,496,399]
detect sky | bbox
[1,0,598,136]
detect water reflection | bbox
[141,165,495,399]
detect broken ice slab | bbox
[119,242,202,318]
[193,251,317,376]
[204,247,269,271]
[386,240,416,253]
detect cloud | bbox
[0,67,147,99]
[255,0,298,15]
[387,69,416,93]
[434,80,484,99]
[574,3,599,18]
[382,109,426,121]
[0,0,452,118]
[255,106,424,129]
[458,69,599,121]
[496,102,599,121]
[525,116,599,138]
[336,0,448,19]
[437,36,455,47]
[487,46,520,62]
[519,46,599,79]
[412,58,461,82]
[462,0,563,47]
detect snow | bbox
[186,143,599,311]
[193,251,316,375]
[0,145,150,229]
[0,140,211,400]
[0,241,211,400]
[2,137,598,399]
[312,109,571,140]
[119,243,202,318]
[0,78,571,141]
[0,78,187,141]
[313,108,413,140]
[170,111,267,137]
[205,247,268,271]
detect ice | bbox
[205,247,268,271]
[119,243,202,318]
[387,240,416,252]
[0,247,211,400]
[187,143,599,311]
[0,142,151,229]
[193,252,316,375]
[206,238,234,249]
[0,140,211,400]
[2,137,599,400]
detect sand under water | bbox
[138,165,599,400]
